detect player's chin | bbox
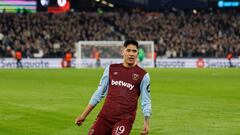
[127,60,135,65]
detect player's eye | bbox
[126,49,131,52]
[132,50,137,53]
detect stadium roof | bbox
[73,0,232,10]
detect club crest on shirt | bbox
[132,73,139,81]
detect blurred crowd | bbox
[82,45,122,58]
[0,9,239,58]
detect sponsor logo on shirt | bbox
[111,80,134,90]
[113,71,118,75]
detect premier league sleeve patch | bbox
[146,84,150,93]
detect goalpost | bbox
[75,41,154,68]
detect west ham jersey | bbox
[89,63,151,122]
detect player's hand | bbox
[75,116,85,126]
[140,128,149,135]
[140,121,149,135]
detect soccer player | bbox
[226,52,233,67]
[15,49,23,68]
[138,47,145,65]
[75,39,151,135]
[61,50,72,68]
[65,50,72,68]
[91,47,101,67]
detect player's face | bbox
[122,44,138,67]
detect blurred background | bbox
[0,1,240,135]
[0,0,239,68]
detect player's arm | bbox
[140,73,151,134]
[75,65,110,126]
[75,104,94,126]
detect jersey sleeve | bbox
[89,65,110,106]
[140,73,152,117]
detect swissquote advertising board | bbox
[0,58,239,68]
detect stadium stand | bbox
[0,9,239,58]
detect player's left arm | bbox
[140,73,151,134]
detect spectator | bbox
[0,9,239,59]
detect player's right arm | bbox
[75,65,110,126]
[75,104,94,126]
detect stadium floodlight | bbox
[76,41,154,68]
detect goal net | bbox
[75,41,154,68]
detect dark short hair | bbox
[123,39,139,49]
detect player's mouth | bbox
[128,57,134,62]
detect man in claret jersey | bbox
[75,39,151,135]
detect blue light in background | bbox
[218,0,240,8]
[218,0,224,7]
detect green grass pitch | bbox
[0,68,239,135]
